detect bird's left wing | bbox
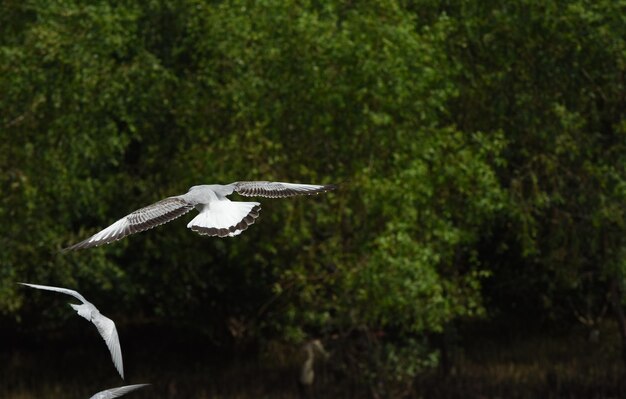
[92,314,124,379]
[231,181,336,198]
[89,384,149,399]
[64,196,195,251]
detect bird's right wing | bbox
[232,181,337,198]
[18,283,88,304]
[64,196,195,251]
[92,314,124,379]
[89,384,150,399]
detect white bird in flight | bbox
[89,384,149,399]
[65,181,336,251]
[19,283,125,379]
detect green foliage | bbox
[442,0,626,319]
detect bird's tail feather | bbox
[187,200,261,237]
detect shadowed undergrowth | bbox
[417,321,626,399]
[2,321,626,398]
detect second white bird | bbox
[19,283,124,379]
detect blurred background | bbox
[1,0,625,398]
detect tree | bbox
[442,0,626,356]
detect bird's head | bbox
[69,303,92,320]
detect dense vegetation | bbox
[1,0,625,396]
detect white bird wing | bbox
[89,384,149,399]
[18,283,88,304]
[92,313,124,379]
[64,196,195,251]
[231,181,337,198]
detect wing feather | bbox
[232,181,336,198]
[64,197,194,251]
[92,314,124,379]
[18,283,88,304]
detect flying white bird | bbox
[64,181,336,251]
[19,283,125,379]
[89,384,149,399]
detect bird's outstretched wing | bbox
[92,314,124,379]
[64,196,195,251]
[232,181,337,198]
[89,384,149,399]
[18,283,88,304]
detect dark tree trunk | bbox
[435,323,455,378]
[609,278,626,366]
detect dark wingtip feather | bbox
[61,237,104,252]
[61,240,86,253]
[319,183,338,192]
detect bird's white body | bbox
[19,283,124,379]
[89,384,149,399]
[65,181,336,250]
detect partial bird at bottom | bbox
[89,383,149,399]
